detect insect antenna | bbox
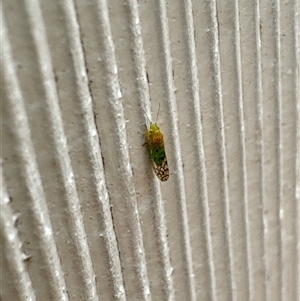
[155,103,161,124]
[142,106,152,127]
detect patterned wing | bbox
[152,157,169,181]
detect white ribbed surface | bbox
[1,0,299,300]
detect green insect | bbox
[144,105,169,181]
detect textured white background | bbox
[1,0,299,300]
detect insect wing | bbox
[153,157,169,181]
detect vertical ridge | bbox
[158,0,196,300]
[274,0,284,300]
[210,0,235,299]
[233,0,251,299]
[183,0,217,299]
[61,0,126,299]
[1,11,69,301]
[254,0,267,299]
[152,182,175,301]
[23,0,99,299]
[97,0,151,299]
[0,171,36,301]
[126,0,175,299]
[126,0,150,115]
[295,0,300,300]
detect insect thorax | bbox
[148,123,164,146]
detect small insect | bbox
[144,104,169,181]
